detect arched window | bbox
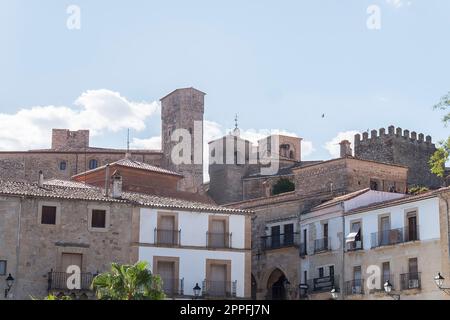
[59,161,67,171]
[89,159,98,170]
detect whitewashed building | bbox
[299,189,405,299]
[343,187,450,300]
[133,199,252,299]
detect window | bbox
[323,223,328,239]
[88,206,110,232]
[271,225,281,248]
[406,211,418,242]
[284,224,294,245]
[370,179,379,191]
[318,267,324,278]
[59,161,67,171]
[0,260,6,275]
[89,159,98,170]
[91,210,106,228]
[157,213,179,245]
[41,206,57,225]
[329,266,334,279]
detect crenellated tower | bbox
[354,125,442,188]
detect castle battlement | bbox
[355,125,433,147]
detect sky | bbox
[0,0,449,180]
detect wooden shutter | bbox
[41,206,57,225]
[211,220,226,248]
[91,210,106,228]
[210,264,227,296]
[61,253,82,272]
[158,261,175,294]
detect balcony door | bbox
[380,216,390,246]
[284,224,294,246]
[210,264,227,296]
[407,214,418,241]
[353,266,362,294]
[157,261,176,295]
[61,253,82,272]
[211,219,226,248]
[271,225,281,249]
[159,215,176,245]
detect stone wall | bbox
[0,196,135,300]
[51,129,89,150]
[354,126,442,188]
[0,151,163,183]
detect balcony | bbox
[312,275,339,293]
[48,270,94,291]
[400,272,421,290]
[314,238,330,254]
[206,232,232,249]
[371,227,420,248]
[369,274,395,293]
[155,228,180,246]
[202,280,237,298]
[162,278,184,297]
[261,233,300,251]
[344,279,365,296]
[346,240,363,252]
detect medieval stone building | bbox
[354,126,442,189]
[0,87,205,193]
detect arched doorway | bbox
[267,269,288,300]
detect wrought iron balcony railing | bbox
[261,233,300,250]
[202,280,237,298]
[371,226,420,248]
[344,279,365,296]
[155,228,181,246]
[400,272,421,290]
[206,232,232,249]
[314,238,330,253]
[161,278,184,297]
[48,270,94,291]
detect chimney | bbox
[38,171,44,188]
[111,170,123,199]
[104,164,110,197]
[339,140,352,158]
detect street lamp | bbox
[433,272,450,294]
[330,287,339,300]
[383,280,400,300]
[4,274,14,298]
[193,283,201,299]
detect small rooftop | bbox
[0,179,251,215]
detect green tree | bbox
[272,178,295,195]
[430,93,450,177]
[92,261,165,300]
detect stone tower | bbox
[354,125,442,189]
[161,87,205,192]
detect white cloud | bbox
[324,130,360,158]
[386,0,412,8]
[0,89,160,151]
[301,140,315,157]
[130,136,161,150]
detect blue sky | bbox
[0,0,449,164]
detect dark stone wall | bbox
[354,126,442,188]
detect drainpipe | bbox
[13,197,23,299]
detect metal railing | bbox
[202,280,237,298]
[400,272,421,290]
[313,275,339,292]
[369,274,395,292]
[371,228,403,248]
[314,238,330,253]
[48,270,94,291]
[371,226,420,248]
[344,279,365,296]
[206,232,232,249]
[155,228,181,246]
[161,278,184,297]
[261,233,300,250]
[346,240,363,252]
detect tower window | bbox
[89,159,99,170]
[59,161,67,171]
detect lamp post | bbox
[193,283,201,300]
[330,287,340,300]
[383,280,400,300]
[433,272,450,295]
[4,274,14,299]
[298,283,309,300]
